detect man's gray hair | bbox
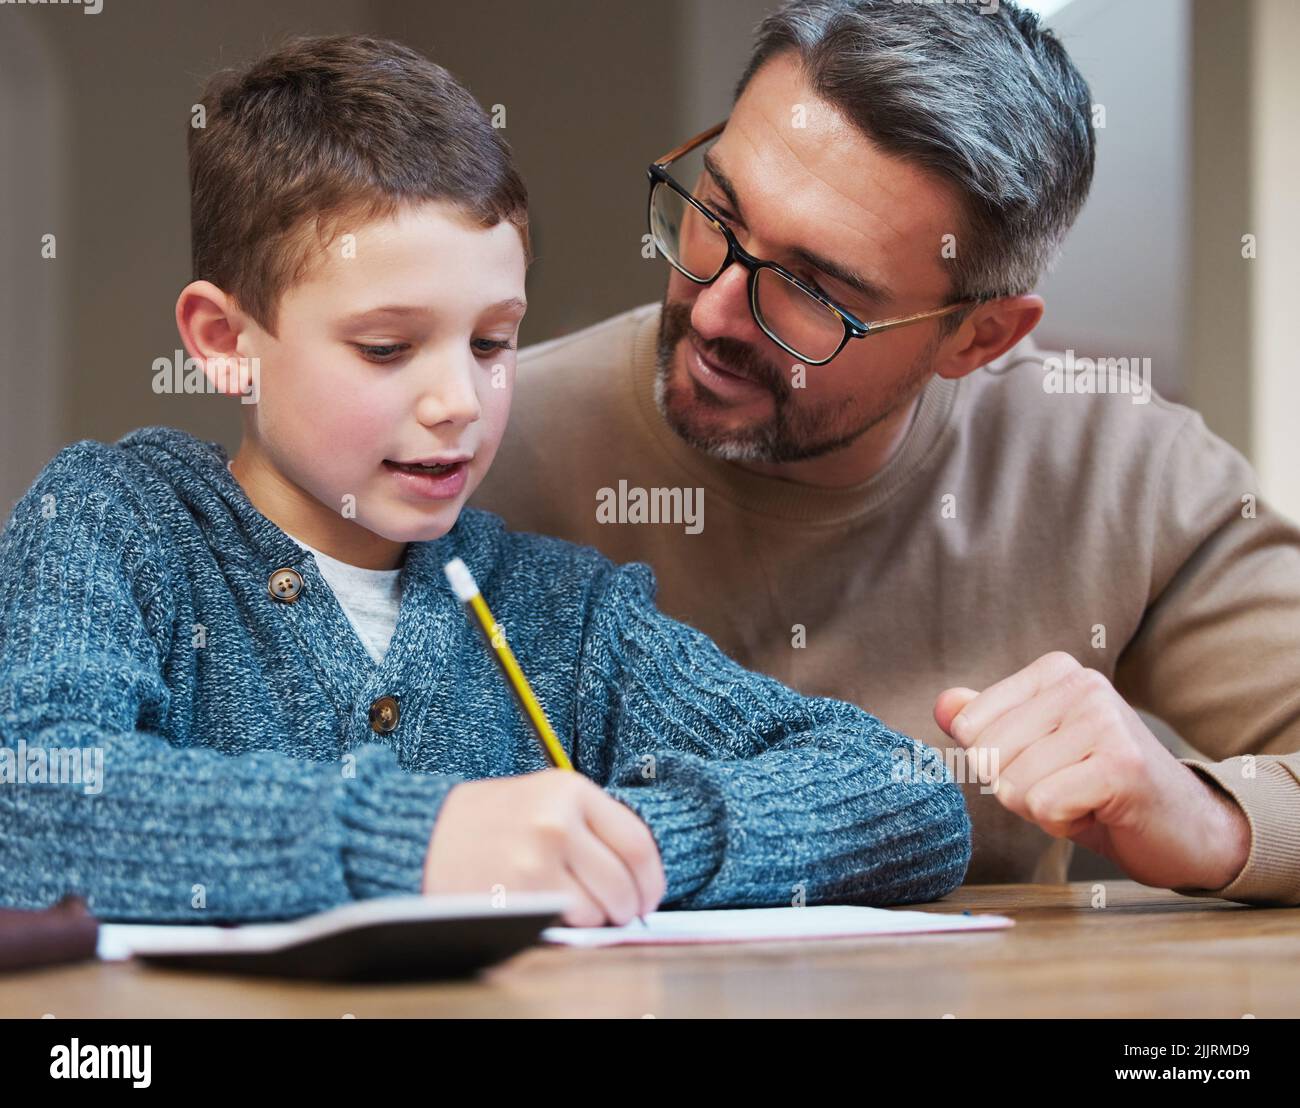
[737,0,1095,330]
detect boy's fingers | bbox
[565,825,643,926]
[586,792,666,915]
[556,872,613,928]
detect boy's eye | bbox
[355,343,408,364]
[353,338,516,364]
[472,337,515,357]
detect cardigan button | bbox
[267,567,304,603]
[368,695,401,733]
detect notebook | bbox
[544,904,1014,947]
[98,893,568,981]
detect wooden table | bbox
[3,881,1295,1018]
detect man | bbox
[472,0,1300,904]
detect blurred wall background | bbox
[4,0,1296,508]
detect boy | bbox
[0,34,969,925]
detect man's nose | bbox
[690,261,766,349]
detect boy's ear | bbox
[175,281,255,400]
[932,293,1044,381]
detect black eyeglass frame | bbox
[647,122,978,366]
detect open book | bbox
[544,904,1013,947]
[97,896,1012,978]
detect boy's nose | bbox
[416,360,483,427]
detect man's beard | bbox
[654,296,936,465]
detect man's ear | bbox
[174,280,254,399]
[932,293,1044,381]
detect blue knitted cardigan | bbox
[0,426,970,922]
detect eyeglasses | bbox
[647,122,977,366]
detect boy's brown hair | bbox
[188,34,530,336]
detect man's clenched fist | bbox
[935,651,1251,891]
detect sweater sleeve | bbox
[1113,412,1300,906]
[0,449,458,922]
[1171,756,1300,906]
[573,561,971,909]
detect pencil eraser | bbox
[443,557,479,602]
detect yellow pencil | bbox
[443,557,573,771]
[443,557,648,928]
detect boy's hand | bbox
[422,769,666,926]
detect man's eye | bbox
[800,275,832,300]
[472,338,515,357]
[356,343,408,363]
